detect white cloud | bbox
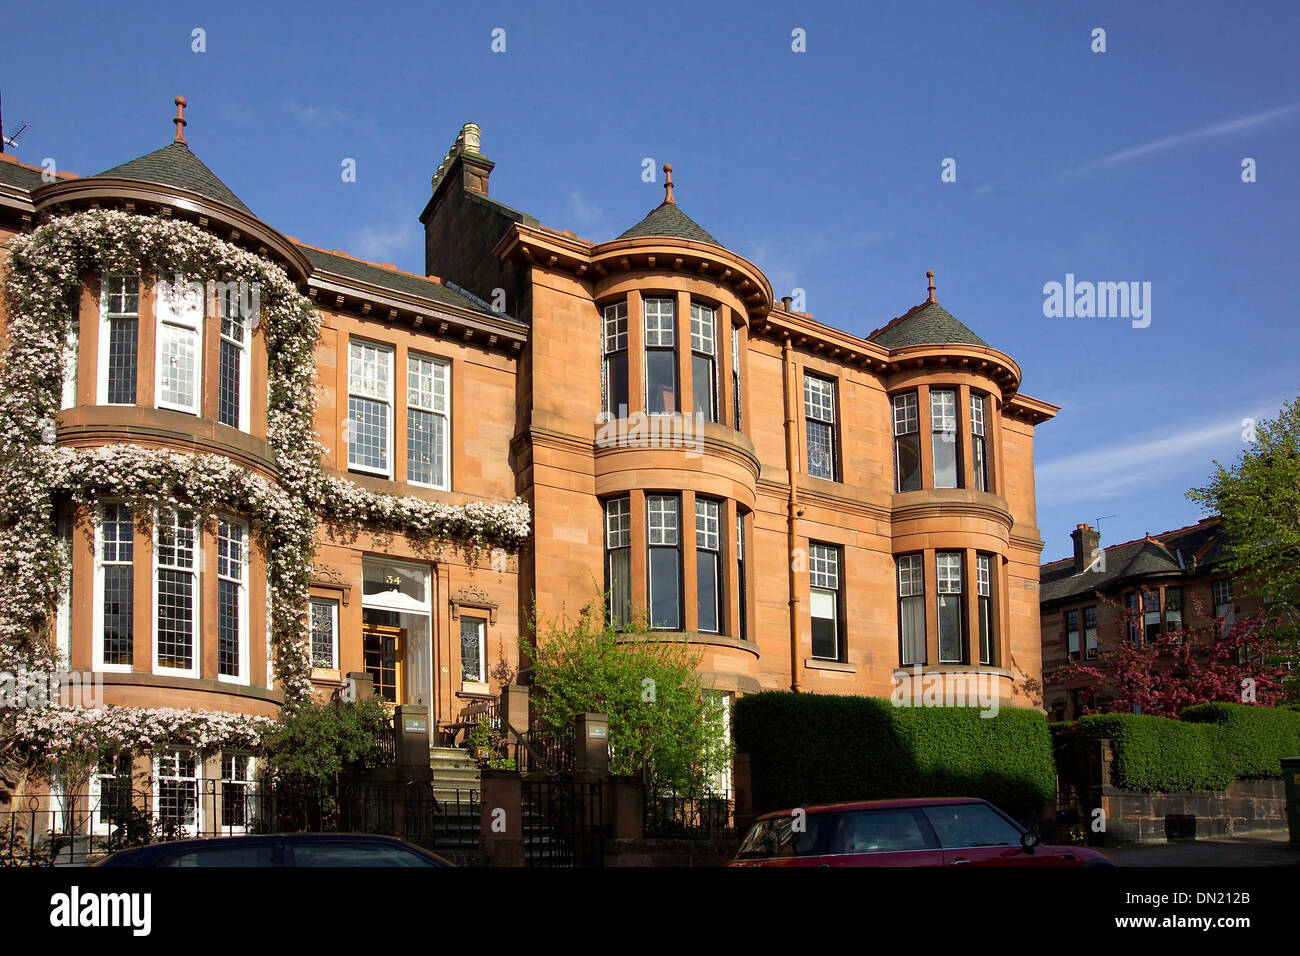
[1036,414,1249,505]
[1073,104,1299,173]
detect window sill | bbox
[804,657,855,674]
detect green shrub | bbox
[260,697,391,785]
[733,692,1055,820]
[1073,703,1300,792]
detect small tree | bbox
[1189,393,1300,640]
[523,600,731,792]
[259,696,390,786]
[1048,601,1291,716]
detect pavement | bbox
[1106,831,1300,866]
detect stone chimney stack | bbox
[430,122,493,198]
[1071,523,1100,573]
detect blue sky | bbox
[5,0,1298,561]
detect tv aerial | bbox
[0,92,29,153]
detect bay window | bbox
[1142,590,1161,644]
[690,303,718,422]
[897,553,925,665]
[977,553,995,665]
[936,551,964,663]
[100,274,139,405]
[736,513,748,642]
[155,508,198,676]
[218,286,250,430]
[644,298,677,415]
[696,498,721,633]
[732,325,742,431]
[604,497,632,629]
[217,518,248,682]
[893,392,921,492]
[95,502,134,669]
[971,392,990,492]
[156,278,203,415]
[601,301,629,417]
[931,389,959,488]
[647,494,681,630]
[407,352,450,488]
[156,750,199,834]
[1165,586,1183,641]
[348,340,393,476]
[809,543,842,660]
[804,373,837,480]
[221,753,255,831]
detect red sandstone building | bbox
[0,103,1059,800]
[1039,518,1251,720]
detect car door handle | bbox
[949,858,971,865]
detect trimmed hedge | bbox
[1074,703,1300,792]
[733,692,1055,820]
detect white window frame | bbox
[216,517,250,685]
[56,508,73,667]
[153,749,202,837]
[898,553,926,665]
[218,288,251,432]
[219,752,257,834]
[154,278,204,416]
[406,352,450,490]
[695,497,722,634]
[153,508,200,679]
[92,501,135,674]
[89,752,134,837]
[809,542,841,660]
[690,302,718,422]
[347,339,394,477]
[96,274,140,406]
[804,373,837,480]
[309,597,340,671]
[61,322,78,411]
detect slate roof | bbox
[298,245,501,318]
[617,202,720,245]
[1040,518,1226,605]
[868,300,988,348]
[0,158,47,192]
[92,143,251,213]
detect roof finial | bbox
[173,96,188,145]
[663,163,675,205]
[926,269,936,303]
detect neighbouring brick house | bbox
[0,100,1060,817]
[1039,517,1252,720]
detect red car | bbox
[729,797,1114,867]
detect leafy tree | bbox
[1189,394,1300,629]
[259,696,390,785]
[522,600,731,792]
[1047,600,1291,715]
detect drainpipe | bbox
[782,334,802,692]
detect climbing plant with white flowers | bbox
[0,210,530,750]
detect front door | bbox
[362,622,405,703]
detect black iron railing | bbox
[643,785,736,840]
[0,780,482,866]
